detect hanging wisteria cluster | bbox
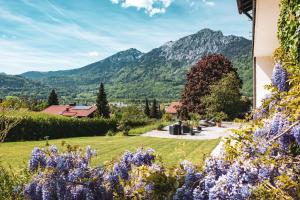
[24,146,157,200]
[272,63,289,92]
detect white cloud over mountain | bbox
[202,0,215,7]
[88,51,99,57]
[111,0,172,16]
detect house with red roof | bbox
[165,102,182,117]
[41,105,97,118]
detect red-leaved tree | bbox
[180,54,240,116]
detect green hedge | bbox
[5,112,118,141]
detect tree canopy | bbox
[180,54,240,115]
[202,72,249,120]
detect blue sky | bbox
[0,0,251,74]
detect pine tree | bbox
[150,99,158,119]
[96,82,110,118]
[47,89,59,106]
[144,98,150,117]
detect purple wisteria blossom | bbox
[291,125,300,145]
[272,63,289,92]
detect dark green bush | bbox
[5,112,118,141]
[4,111,155,141]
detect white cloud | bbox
[111,0,120,3]
[202,0,215,7]
[88,51,99,57]
[111,0,172,16]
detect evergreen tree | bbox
[47,89,59,106]
[144,98,150,117]
[96,82,110,118]
[150,99,158,119]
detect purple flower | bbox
[270,113,288,136]
[107,172,119,190]
[258,167,271,181]
[121,151,133,165]
[49,145,58,154]
[85,145,96,160]
[42,180,56,200]
[131,148,155,166]
[291,125,300,145]
[272,63,289,92]
[254,128,266,138]
[113,163,130,180]
[145,184,154,193]
[253,106,268,120]
[29,148,47,171]
[173,186,193,200]
[279,134,294,151]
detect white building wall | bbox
[255,57,274,107]
[254,0,280,107]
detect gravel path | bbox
[141,122,240,141]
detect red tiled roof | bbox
[165,102,182,114]
[42,105,97,117]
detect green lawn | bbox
[0,136,219,169]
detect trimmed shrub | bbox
[5,112,118,141]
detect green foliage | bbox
[0,163,30,200]
[202,72,250,120]
[96,83,110,118]
[106,130,116,136]
[4,111,117,141]
[1,96,25,109]
[156,123,165,130]
[1,96,47,111]
[117,119,131,136]
[162,113,174,122]
[120,105,147,121]
[0,105,22,142]
[278,0,300,62]
[47,89,59,106]
[213,112,228,122]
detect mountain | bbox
[19,28,252,102]
[0,74,49,98]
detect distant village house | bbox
[165,102,182,117]
[42,105,97,118]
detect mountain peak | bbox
[196,28,223,36]
[123,48,142,54]
[197,28,214,33]
[112,48,143,58]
